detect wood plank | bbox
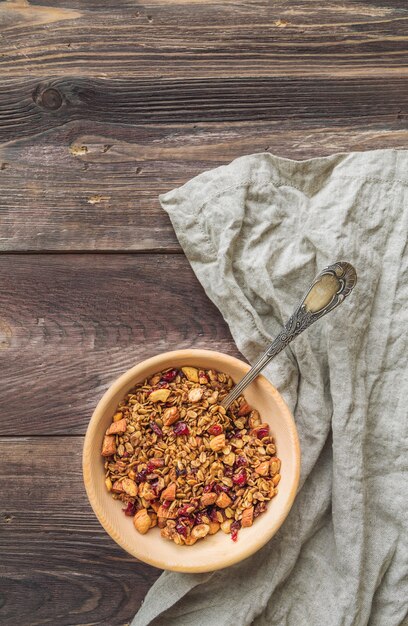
[1,76,406,142]
[1,112,407,252]
[0,0,406,79]
[0,436,161,626]
[0,254,241,436]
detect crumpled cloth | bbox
[132,150,408,626]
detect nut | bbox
[191,523,210,539]
[248,410,261,428]
[160,482,176,501]
[188,387,204,403]
[255,461,270,476]
[208,521,220,535]
[157,505,177,519]
[101,435,116,456]
[139,482,157,501]
[216,492,233,508]
[181,366,199,382]
[241,506,254,527]
[223,452,235,466]
[210,434,226,452]
[238,402,252,416]
[122,478,138,497]
[112,479,124,493]
[113,411,123,422]
[200,492,217,506]
[106,418,127,435]
[221,519,233,533]
[184,535,198,545]
[272,473,281,486]
[133,509,151,534]
[149,389,171,403]
[270,457,281,475]
[162,406,180,426]
[148,512,158,528]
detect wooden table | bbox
[0,1,406,624]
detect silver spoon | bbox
[221,261,357,409]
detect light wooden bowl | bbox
[83,349,300,572]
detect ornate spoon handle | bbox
[221,261,357,409]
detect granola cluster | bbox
[102,366,281,545]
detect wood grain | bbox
[0,0,407,79]
[0,436,161,626]
[0,254,241,436]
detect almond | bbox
[181,366,199,382]
[248,409,261,428]
[160,482,176,501]
[191,523,210,539]
[121,478,138,497]
[162,406,180,426]
[255,461,270,476]
[133,509,151,534]
[200,492,217,506]
[184,535,198,545]
[106,418,127,435]
[157,505,177,519]
[241,506,254,528]
[221,519,233,533]
[149,388,171,403]
[238,402,252,416]
[112,479,124,493]
[208,521,220,535]
[210,434,226,452]
[101,435,116,456]
[188,387,204,403]
[216,492,232,508]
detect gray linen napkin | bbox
[132,150,408,626]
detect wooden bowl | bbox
[83,349,300,572]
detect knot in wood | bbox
[37,87,63,111]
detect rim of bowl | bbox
[83,349,300,572]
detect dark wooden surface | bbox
[0,0,407,624]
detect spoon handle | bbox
[221,261,357,409]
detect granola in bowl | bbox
[102,366,281,545]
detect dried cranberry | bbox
[230,520,241,542]
[175,522,188,538]
[232,468,247,487]
[162,369,179,382]
[224,466,233,477]
[122,451,130,458]
[256,425,270,439]
[235,455,248,468]
[135,468,148,483]
[157,380,169,388]
[176,467,187,477]
[177,504,192,516]
[203,482,215,493]
[173,421,190,436]
[149,421,163,437]
[122,501,137,516]
[194,511,204,524]
[253,502,267,518]
[214,483,229,495]
[208,423,223,436]
[161,499,171,509]
[209,507,219,523]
